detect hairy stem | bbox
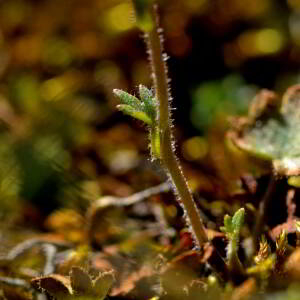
[228,237,244,276]
[144,4,208,247]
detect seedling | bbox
[113,86,160,159]
[113,1,208,248]
[220,208,245,276]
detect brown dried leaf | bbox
[31,274,72,296]
[110,265,152,297]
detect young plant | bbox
[113,86,160,159]
[113,1,208,248]
[220,208,245,276]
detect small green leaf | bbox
[229,85,300,177]
[232,208,245,235]
[117,104,152,125]
[221,209,245,237]
[113,89,142,110]
[220,208,245,275]
[139,84,153,103]
[220,215,233,235]
[139,84,157,119]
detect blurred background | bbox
[0,0,299,229]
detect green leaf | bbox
[232,208,245,235]
[220,208,245,238]
[117,104,152,125]
[139,85,156,117]
[220,214,233,235]
[113,89,142,110]
[229,85,300,176]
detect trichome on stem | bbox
[114,1,208,249]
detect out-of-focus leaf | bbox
[229,85,300,176]
[31,268,114,299]
[93,270,115,298]
[45,209,85,243]
[191,74,257,132]
[2,286,33,300]
[31,274,72,296]
[70,267,93,294]
[42,37,74,69]
[230,278,256,300]
[132,0,154,32]
[285,248,300,280]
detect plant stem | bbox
[228,237,244,277]
[144,4,208,247]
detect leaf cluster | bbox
[31,267,115,300]
[114,85,157,126]
[114,85,161,159]
[220,208,245,241]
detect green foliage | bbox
[114,86,161,159]
[230,85,300,177]
[191,74,257,131]
[220,208,245,240]
[114,86,157,125]
[220,208,245,274]
[4,1,300,299]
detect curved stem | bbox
[144,4,208,247]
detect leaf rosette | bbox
[228,85,300,177]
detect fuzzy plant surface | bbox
[113,1,209,250]
[113,86,160,159]
[220,208,245,275]
[229,85,300,177]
